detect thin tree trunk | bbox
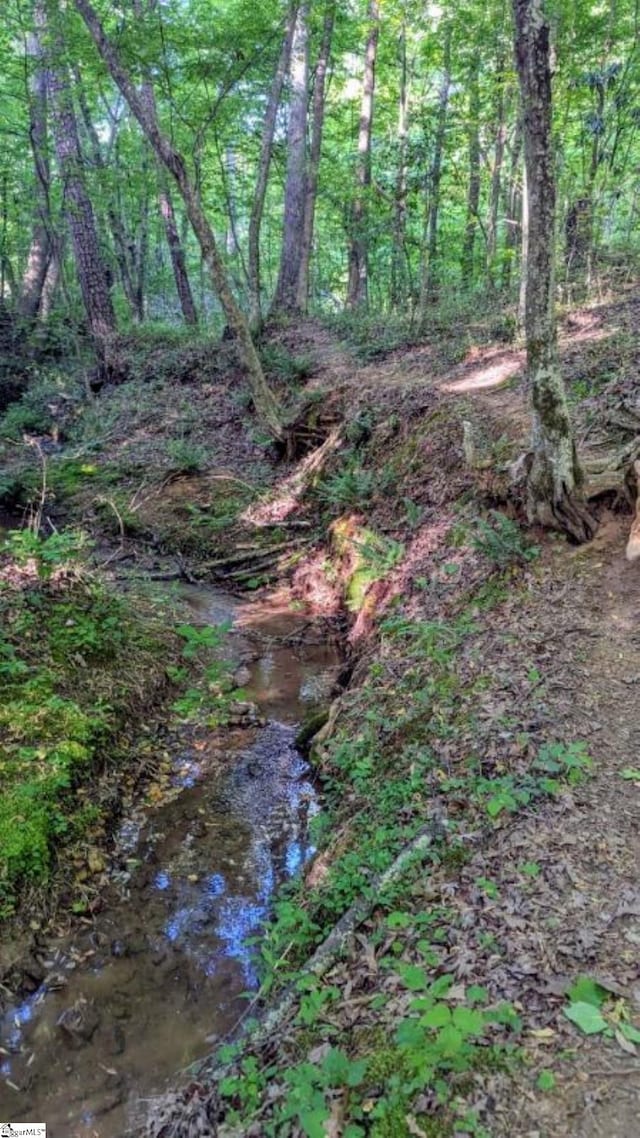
[45,0,116,360]
[158,171,198,325]
[346,0,380,310]
[487,61,509,288]
[74,69,141,319]
[391,21,409,308]
[512,0,595,542]
[501,119,522,294]
[248,1,299,330]
[518,161,528,325]
[461,58,481,285]
[40,242,61,319]
[19,5,53,321]
[296,0,335,312]
[419,21,452,316]
[74,0,283,440]
[272,1,310,314]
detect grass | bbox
[0,528,178,915]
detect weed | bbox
[470,511,540,568]
[166,437,208,474]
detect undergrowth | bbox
[212,575,590,1136]
[0,528,178,914]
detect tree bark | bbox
[248,1,299,330]
[19,3,54,321]
[296,0,335,312]
[512,0,595,542]
[74,0,283,441]
[391,20,410,308]
[272,1,310,314]
[157,170,198,325]
[500,118,522,294]
[346,0,380,310]
[461,58,481,285]
[45,1,116,360]
[419,21,452,316]
[487,58,509,289]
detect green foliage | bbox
[166,436,208,474]
[259,343,314,387]
[315,463,379,509]
[470,511,540,568]
[0,528,174,912]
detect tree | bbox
[272,1,310,314]
[347,0,380,310]
[512,0,595,541]
[297,1,336,312]
[19,4,54,321]
[248,1,299,329]
[74,0,283,441]
[45,0,117,365]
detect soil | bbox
[4,293,640,1136]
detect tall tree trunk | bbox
[158,171,198,325]
[461,58,481,285]
[391,20,409,308]
[518,161,528,325]
[272,1,310,314]
[347,0,380,310]
[296,0,335,312]
[74,0,282,440]
[501,119,522,294]
[487,59,509,289]
[45,0,116,361]
[419,21,452,317]
[248,1,299,330]
[19,5,53,321]
[132,0,198,326]
[512,0,595,542]
[74,69,142,319]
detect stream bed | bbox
[0,586,341,1137]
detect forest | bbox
[1,0,640,1136]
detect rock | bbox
[57,998,101,1048]
[232,665,252,689]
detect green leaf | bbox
[566,976,607,1008]
[452,1006,485,1036]
[398,964,430,991]
[619,1022,640,1043]
[300,1109,330,1138]
[564,1002,608,1035]
[620,768,640,781]
[422,1003,451,1028]
[537,1070,556,1091]
[467,985,489,1005]
[435,1024,464,1057]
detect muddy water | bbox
[0,588,340,1138]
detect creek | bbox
[0,584,341,1138]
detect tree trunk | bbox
[487,59,509,289]
[517,156,528,325]
[391,21,409,308]
[45,1,116,361]
[158,171,198,325]
[461,58,481,285]
[272,2,310,314]
[296,0,335,312]
[74,69,142,319]
[74,0,283,441]
[512,0,595,542]
[419,21,452,316]
[19,4,53,321]
[501,119,522,294]
[346,0,380,310]
[248,1,299,330]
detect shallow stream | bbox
[0,585,340,1137]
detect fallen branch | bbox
[194,825,439,1086]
